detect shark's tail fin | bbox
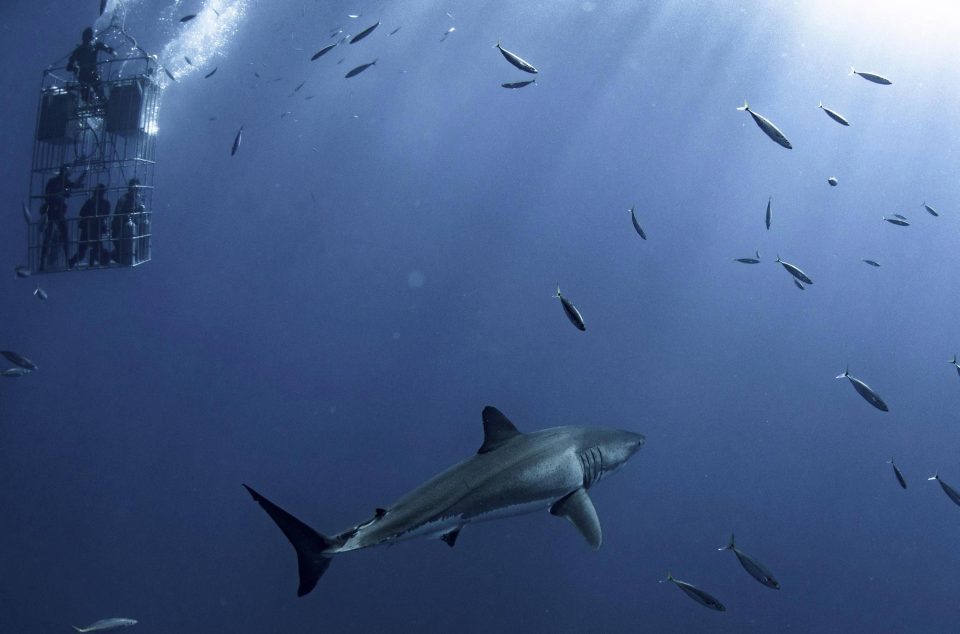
[244,484,335,597]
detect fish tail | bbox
[835,366,849,379]
[949,355,956,365]
[756,250,760,260]
[736,100,749,111]
[244,484,336,597]
[718,533,735,551]
[928,472,939,481]
[849,67,856,76]
[554,284,561,299]
[818,100,823,109]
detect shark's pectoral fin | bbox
[441,527,462,548]
[550,487,602,550]
[478,406,523,454]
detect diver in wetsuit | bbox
[69,184,111,268]
[112,178,144,264]
[67,27,115,102]
[39,165,86,270]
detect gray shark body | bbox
[246,406,644,596]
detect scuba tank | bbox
[139,212,150,261]
[121,215,135,265]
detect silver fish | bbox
[928,472,960,507]
[163,67,177,82]
[501,79,536,89]
[734,251,761,264]
[15,265,30,278]
[765,196,772,230]
[184,56,192,66]
[179,14,196,23]
[231,125,243,156]
[862,259,880,267]
[345,60,377,78]
[883,216,909,226]
[440,27,455,41]
[851,68,892,85]
[775,255,812,285]
[793,279,804,290]
[818,101,850,126]
[72,617,138,632]
[888,458,907,490]
[923,202,939,217]
[1,367,30,377]
[388,27,401,36]
[828,177,838,186]
[555,285,585,331]
[1,350,38,372]
[665,572,725,611]
[204,67,218,79]
[34,285,48,301]
[629,206,646,240]
[737,100,792,149]
[718,534,779,589]
[836,366,888,412]
[311,43,337,60]
[496,41,538,74]
[350,20,380,44]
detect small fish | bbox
[163,67,177,82]
[293,81,306,93]
[818,101,850,126]
[15,265,31,278]
[862,259,881,267]
[254,71,261,78]
[1,367,29,378]
[718,534,779,589]
[501,79,536,89]
[180,14,197,23]
[388,27,401,36]
[184,56,193,66]
[948,354,960,378]
[72,617,138,632]
[231,125,243,156]
[836,366,888,412]
[793,279,805,290]
[495,41,538,74]
[554,285,585,331]
[34,285,48,301]
[347,13,361,19]
[928,472,960,507]
[664,572,726,611]
[734,251,761,264]
[883,216,910,226]
[1,351,38,372]
[280,111,292,118]
[775,255,812,285]
[311,43,337,60]
[22,201,31,224]
[893,213,908,220]
[440,27,456,41]
[765,196,772,230]
[828,177,838,186]
[350,20,380,44]
[629,206,646,240]
[337,58,346,65]
[923,202,939,217]
[850,68,892,85]
[737,100,792,149]
[204,67,218,79]
[345,60,377,78]
[304,95,315,100]
[888,458,907,490]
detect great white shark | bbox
[245,406,645,596]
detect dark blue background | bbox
[2,1,959,631]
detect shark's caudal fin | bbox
[244,484,335,597]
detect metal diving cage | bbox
[24,24,160,274]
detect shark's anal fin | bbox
[243,484,334,597]
[550,487,602,550]
[441,527,462,548]
[478,406,523,454]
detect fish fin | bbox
[441,527,461,548]
[928,472,939,481]
[718,533,735,551]
[478,406,523,454]
[849,67,857,76]
[818,100,823,108]
[737,100,749,111]
[756,251,760,260]
[950,355,957,365]
[835,366,849,379]
[554,284,561,299]
[243,484,335,597]
[550,487,602,550]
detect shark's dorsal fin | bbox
[550,487,602,550]
[478,406,522,454]
[441,527,461,548]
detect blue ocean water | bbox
[2,0,960,631]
